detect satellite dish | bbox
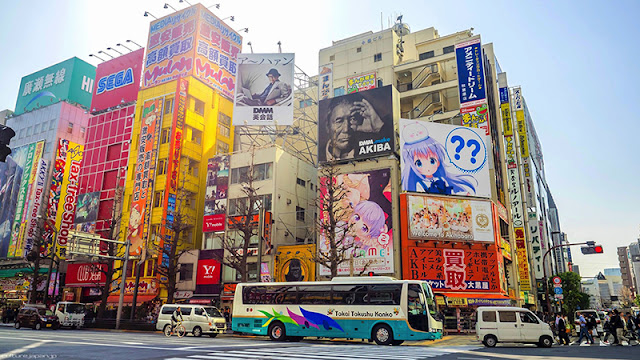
[393,22,410,37]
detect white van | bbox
[54,302,85,328]
[476,307,554,347]
[156,304,227,337]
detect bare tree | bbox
[154,174,195,304]
[214,153,263,283]
[312,163,370,279]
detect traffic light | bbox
[581,244,604,254]
[0,125,15,162]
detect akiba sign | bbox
[196,259,221,285]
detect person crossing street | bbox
[556,313,570,345]
[575,311,594,345]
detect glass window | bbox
[217,141,229,154]
[154,191,163,207]
[161,129,170,144]
[298,285,331,305]
[204,307,222,318]
[482,311,497,322]
[296,178,306,187]
[179,263,194,281]
[67,122,73,134]
[368,284,402,305]
[194,98,205,116]
[164,98,173,114]
[519,311,539,324]
[334,87,345,97]
[332,285,368,305]
[194,308,204,316]
[443,45,454,54]
[26,126,32,136]
[419,51,435,60]
[262,194,272,212]
[157,159,167,175]
[374,53,382,62]
[33,123,40,134]
[296,206,305,222]
[50,119,56,130]
[499,311,517,323]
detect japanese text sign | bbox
[515,227,531,291]
[347,71,376,93]
[54,140,84,260]
[318,63,333,100]
[455,38,486,108]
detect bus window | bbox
[407,284,429,332]
[421,283,436,315]
[332,285,368,305]
[368,284,402,305]
[298,285,331,305]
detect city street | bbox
[1,328,638,360]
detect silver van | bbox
[476,306,554,347]
[156,304,226,337]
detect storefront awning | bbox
[0,267,49,278]
[437,292,511,306]
[106,295,157,305]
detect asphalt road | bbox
[0,327,638,360]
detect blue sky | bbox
[1,1,638,277]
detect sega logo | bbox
[96,68,134,95]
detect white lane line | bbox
[0,340,48,358]
[173,342,289,350]
[122,341,145,345]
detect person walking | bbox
[575,311,594,345]
[623,312,638,345]
[602,312,613,344]
[556,313,570,345]
[612,310,629,346]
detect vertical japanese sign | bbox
[23,159,48,257]
[456,38,489,135]
[203,155,229,232]
[529,215,543,280]
[128,99,163,256]
[54,141,84,260]
[233,53,295,126]
[347,71,376,93]
[13,140,45,257]
[143,6,197,88]
[318,63,333,100]
[194,5,242,99]
[512,86,529,159]
[500,87,513,137]
[515,227,531,291]
[7,143,36,257]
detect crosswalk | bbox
[165,344,479,360]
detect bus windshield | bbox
[421,282,437,316]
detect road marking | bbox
[123,341,145,345]
[0,340,48,357]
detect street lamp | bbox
[144,11,158,19]
[97,50,114,59]
[89,54,105,62]
[163,3,177,11]
[126,40,143,49]
[116,43,132,52]
[106,47,123,55]
[221,16,234,21]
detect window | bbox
[296,178,306,187]
[262,194,272,212]
[296,206,305,222]
[519,311,539,324]
[161,129,170,144]
[18,129,25,138]
[146,260,155,277]
[191,128,202,144]
[329,55,335,61]
[254,163,272,181]
[157,159,167,175]
[180,263,194,281]
[443,45,454,54]
[49,119,56,130]
[218,124,230,138]
[231,163,272,184]
[373,53,382,62]
[333,285,368,305]
[154,191,163,207]
[26,126,32,136]
[161,306,176,315]
[194,308,204,316]
[498,311,517,323]
[377,79,383,88]
[298,285,332,305]
[298,99,313,108]
[80,127,86,136]
[67,122,73,134]
[334,87,345,97]
[482,311,496,322]
[218,113,231,138]
[33,123,40,134]
[219,112,231,126]
[419,51,435,60]
[193,98,205,116]
[188,158,199,177]
[106,144,121,161]
[164,98,173,114]
[217,141,229,154]
[356,47,362,53]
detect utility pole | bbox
[256,207,264,282]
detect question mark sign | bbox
[450,135,465,160]
[466,139,480,164]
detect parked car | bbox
[476,306,554,348]
[156,304,227,337]
[574,310,604,336]
[54,302,85,328]
[15,306,59,330]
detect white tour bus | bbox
[232,277,443,345]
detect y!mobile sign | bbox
[91,48,145,111]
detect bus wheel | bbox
[268,321,287,341]
[372,324,393,345]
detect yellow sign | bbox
[55,140,84,260]
[516,110,529,158]
[275,244,316,282]
[515,227,531,291]
[448,297,468,306]
[501,103,512,136]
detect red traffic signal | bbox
[581,244,604,255]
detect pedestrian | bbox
[624,312,638,344]
[586,314,596,339]
[610,310,621,345]
[576,311,594,345]
[602,312,613,344]
[556,313,570,345]
[612,310,629,346]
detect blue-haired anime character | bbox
[401,123,477,195]
[348,200,388,249]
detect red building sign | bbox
[66,263,107,287]
[196,259,221,285]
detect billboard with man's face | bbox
[317,85,394,164]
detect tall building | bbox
[117,4,240,302]
[629,240,640,295]
[618,246,633,292]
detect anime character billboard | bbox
[318,169,393,275]
[74,192,99,224]
[400,119,491,198]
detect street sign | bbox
[555,294,564,300]
[554,283,562,288]
[552,276,562,285]
[554,287,563,295]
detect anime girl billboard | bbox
[400,119,491,198]
[318,169,394,275]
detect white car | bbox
[476,306,554,348]
[54,302,85,328]
[156,304,227,337]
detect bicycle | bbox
[164,320,187,338]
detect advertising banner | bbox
[163,78,188,227]
[515,227,531,291]
[347,71,376,94]
[74,192,99,224]
[405,247,502,292]
[203,151,229,231]
[23,159,48,257]
[455,38,487,109]
[196,259,221,285]
[124,277,158,295]
[400,119,490,198]
[406,195,494,242]
[92,48,145,111]
[128,98,163,256]
[318,63,333,100]
[275,244,316,282]
[54,140,84,260]
[233,53,295,126]
[317,85,394,163]
[7,143,37,257]
[0,147,29,257]
[43,140,68,255]
[500,103,513,137]
[318,169,394,275]
[15,57,96,115]
[461,104,490,136]
[516,109,529,159]
[529,215,544,279]
[66,263,107,287]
